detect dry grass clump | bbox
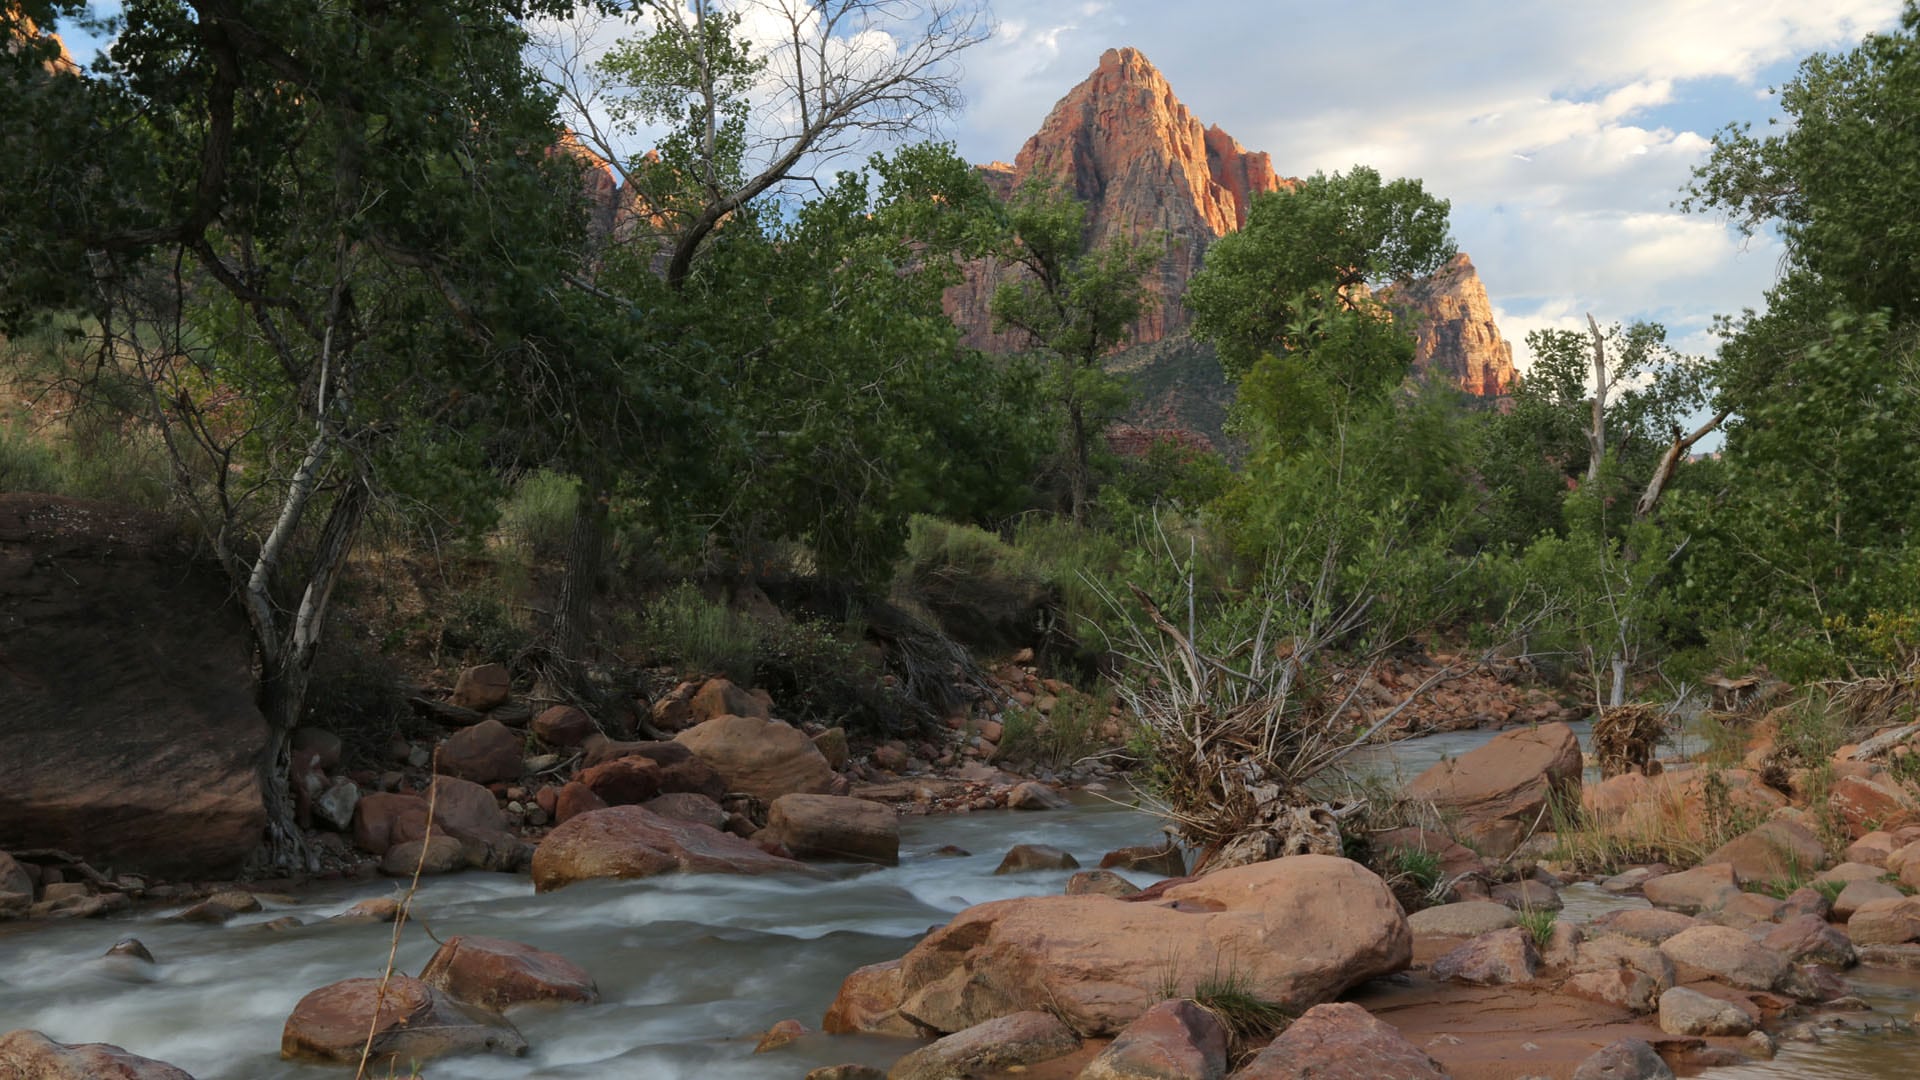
[1591,702,1670,778]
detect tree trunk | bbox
[1067,399,1089,526]
[1633,408,1729,518]
[555,483,609,661]
[1586,314,1608,484]
[255,662,316,873]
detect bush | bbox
[497,469,579,560]
[895,516,1053,655]
[437,588,534,665]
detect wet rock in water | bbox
[1079,997,1227,1080]
[436,719,525,785]
[1562,967,1663,1013]
[530,805,809,892]
[1780,962,1849,1003]
[1598,865,1667,893]
[1642,864,1741,915]
[1491,878,1561,911]
[532,705,596,748]
[763,794,899,865]
[674,714,834,801]
[886,1011,1079,1080]
[1587,907,1698,945]
[930,845,971,858]
[1571,938,1676,994]
[1066,870,1141,897]
[1098,842,1186,878]
[0,1029,194,1079]
[174,890,261,923]
[993,843,1079,874]
[450,663,512,712]
[1407,900,1518,938]
[104,938,155,963]
[1571,1037,1674,1080]
[751,1018,807,1053]
[1658,925,1790,990]
[1657,986,1756,1036]
[1234,1002,1446,1080]
[1007,781,1070,810]
[1403,721,1582,858]
[1761,914,1857,968]
[420,935,598,1010]
[281,976,525,1065]
[835,855,1409,1037]
[642,792,728,831]
[1702,819,1828,889]
[821,959,927,1038]
[380,835,465,878]
[335,897,401,923]
[1430,926,1540,986]
[804,1066,884,1080]
[256,915,302,932]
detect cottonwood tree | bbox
[0,0,590,868]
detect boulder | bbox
[821,959,926,1038]
[674,715,834,801]
[1777,885,1832,922]
[419,935,598,1010]
[886,1011,1078,1080]
[994,843,1079,874]
[449,663,512,712]
[752,1018,808,1053]
[1406,900,1518,938]
[577,757,665,806]
[1587,908,1698,945]
[380,835,465,877]
[435,719,524,785]
[0,852,32,905]
[281,975,525,1064]
[1656,986,1755,1036]
[836,855,1408,1036]
[1571,1038,1673,1080]
[1700,890,1783,930]
[1007,781,1070,810]
[1761,914,1856,968]
[1372,827,1486,883]
[531,705,596,748]
[1846,896,1920,945]
[813,728,850,769]
[587,740,726,799]
[1233,1002,1447,1080]
[1403,721,1581,857]
[0,495,268,878]
[353,792,429,856]
[530,805,809,891]
[764,794,899,864]
[554,782,607,824]
[808,1067,885,1080]
[1491,878,1561,911]
[1562,967,1662,1013]
[1843,830,1900,866]
[1701,819,1827,887]
[1429,926,1539,986]
[642,792,728,831]
[1067,870,1142,897]
[690,678,770,724]
[311,779,359,832]
[1827,773,1914,835]
[290,726,344,771]
[1833,878,1904,920]
[1079,998,1227,1080]
[1099,842,1187,878]
[1571,938,1676,993]
[0,1029,194,1079]
[1658,925,1789,990]
[1642,864,1741,914]
[174,889,261,923]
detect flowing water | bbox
[1,725,1915,1078]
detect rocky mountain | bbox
[949,48,1518,444]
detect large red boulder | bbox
[577,757,665,807]
[1404,722,1582,857]
[531,705,597,748]
[419,936,599,1010]
[830,855,1409,1037]
[763,794,899,864]
[530,805,811,892]
[435,719,523,785]
[674,715,833,801]
[1235,1003,1446,1080]
[0,495,268,878]
[579,738,726,800]
[281,976,525,1064]
[0,1029,194,1079]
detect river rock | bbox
[435,719,524,785]
[643,792,728,830]
[554,781,607,824]
[419,935,598,1010]
[104,938,156,963]
[1430,926,1539,985]
[1642,864,1741,914]
[1007,781,1069,810]
[764,794,899,864]
[531,705,596,748]
[1843,831,1901,866]
[1700,890,1783,930]
[1656,986,1755,1036]
[1702,819,1827,887]
[807,1068,885,1080]
[837,855,1408,1036]
[1234,1002,1446,1080]
[1833,879,1904,920]
[1492,878,1562,911]
[1658,925,1789,990]
[1066,870,1141,897]
[336,897,401,923]
[353,792,429,856]
[380,834,465,877]
[0,495,269,879]
[887,1011,1078,1080]
[1828,773,1915,835]
[1079,997,1227,1080]
[1845,896,1920,945]
[0,1029,194,1079]
[311,778,359,832]
[1777,885,1832,922]
[812,728,850,769]
[1588,908,1698,945]
[450,663,512,711]
[1761,914,1856,968]
[994,843,1079,874]
[1099,842,1186,878]
[588,740,727,799]
[530,805,809,891]
[578,757,665,806]
[1403,721,1581,857]
[1572,937,1676,992]
[674,715,833,801]
[1562,967,1663,1013]
[282,975,524,1064]
[821,959,925,1038]
[690,677,770,725]
[0,852,30,905]
[1571,1037,1675,1080]
[1407,900,1517,937]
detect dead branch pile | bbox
[1826,658,1920,738]
[1592,702,1669,778]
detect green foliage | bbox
[1515,906,1558,949]
[498,470,580,561]
[641,583,763,683]
[1187,166,1455,378]
[438,590,535,667]
[1186,965,1291,1047]
[995,689,1113,771]
[1390,847,1443,893]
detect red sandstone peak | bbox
[1384,252,1517,397]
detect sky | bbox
[56,1,1909,372]
[934,0,1907,371]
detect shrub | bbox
[1515,906,1557,949]
[497,469,579,560]
[437,589,534,666]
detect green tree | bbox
[991,180,1159,524]
[1186,166,1456,379]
